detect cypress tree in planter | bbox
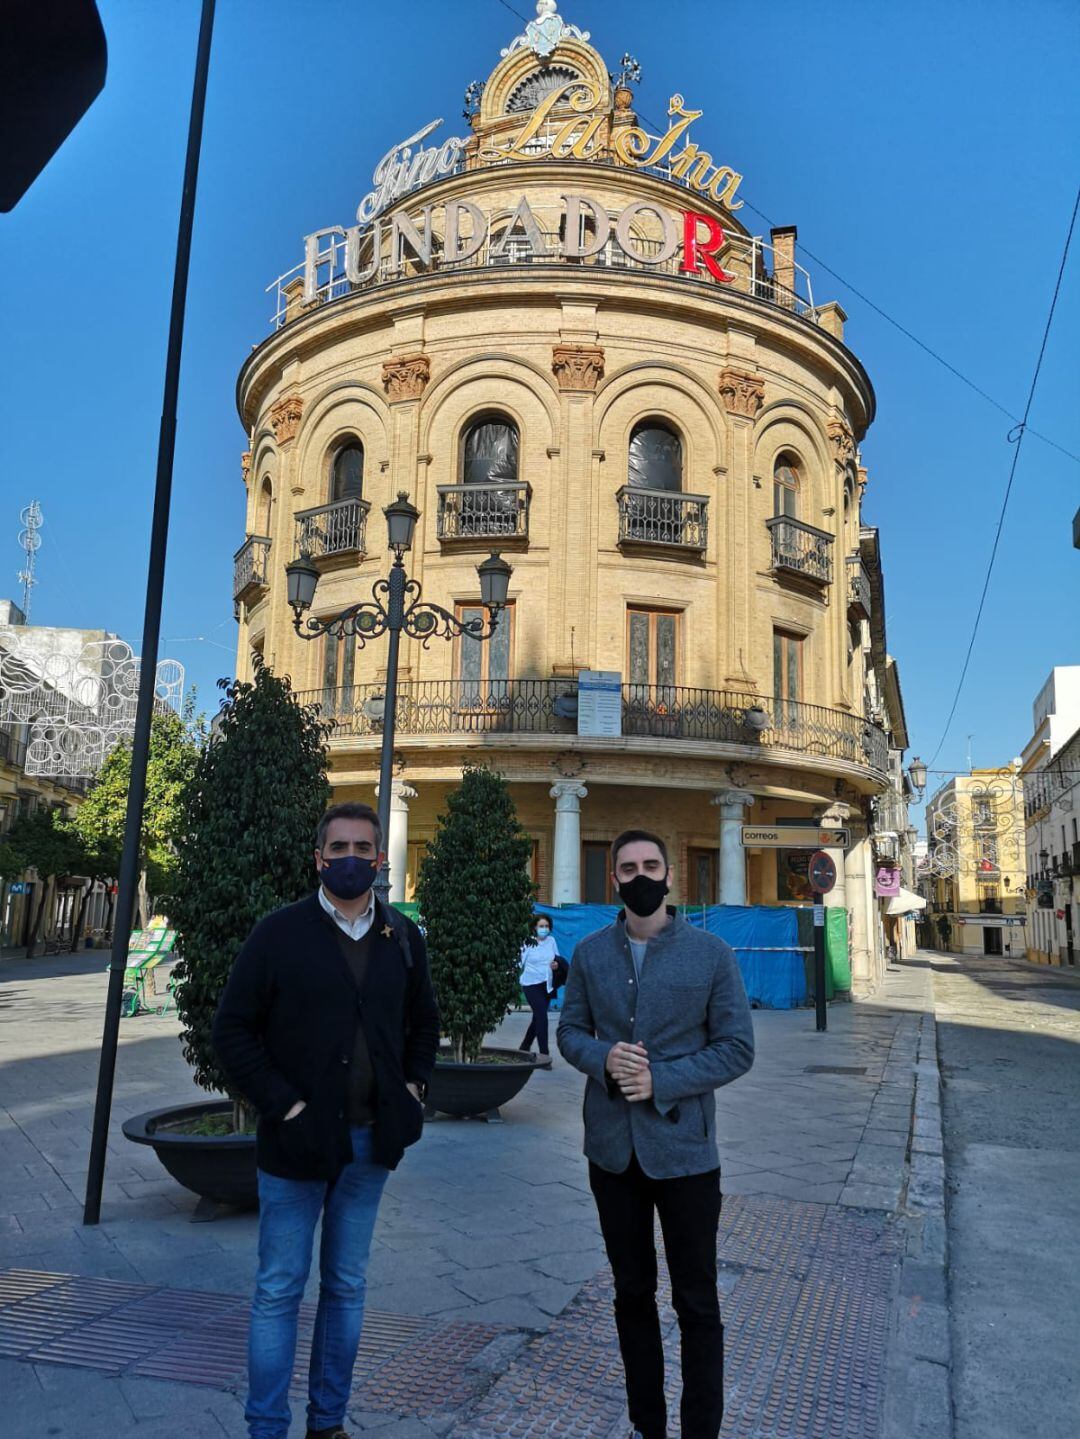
[416,765,538,1116]
[122,663,331,1205]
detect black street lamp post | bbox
[286,492,512,898]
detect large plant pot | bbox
[123,1100,258,1208]
[426,1046,538,1118]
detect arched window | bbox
[257,476,273,537]
[628,422,682,491]
[773,453,800,518]
[331,442,364,503]
[461,414,519,486]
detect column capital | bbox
[816,801,851,825]
[712,789,755,811]
[550,781,588,810]
[375,780,417,805]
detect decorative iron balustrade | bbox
[233,536,271,601]
[847,555,871,617]
[295,680,888,773]
[294,498,370,560]
[617,487,708,553]
[767,516,834,585]
[436,483,531,542]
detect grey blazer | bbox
[557,910,754,1179]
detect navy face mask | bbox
[320,855,378,901]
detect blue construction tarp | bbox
[535,901,806,1010]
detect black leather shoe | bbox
[306,1428,349,1438]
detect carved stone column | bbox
[712,789,755,905]
[376,779,417,904]
[550,782,588,905]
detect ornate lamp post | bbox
[285,491,512,898]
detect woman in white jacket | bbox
[517,915,561,1067]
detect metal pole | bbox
[812,889,827,1032]
[373,559,405,902]
[83,0,216,1227]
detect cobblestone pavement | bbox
[0,948,937,1437]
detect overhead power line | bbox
[926,184,1079,766]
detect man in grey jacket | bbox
[558,829,754,1439]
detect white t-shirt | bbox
[520,932,560,989]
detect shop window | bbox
[582,841,614,903]
[773,454,800,519]
[628,421,682,492]
[331,442,364,503]
[454,600,514,706]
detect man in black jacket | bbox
[213,801,439,1439]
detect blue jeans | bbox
[246,1126,389,1439]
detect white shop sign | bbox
[577,670,622,737]
[957,916,1026,927]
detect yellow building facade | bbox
[232,6,903,988]
[924,767,1027,958]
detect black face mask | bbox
[618,873,669,917]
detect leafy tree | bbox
[416,765,536,1062]
[0,807,83,956]
[73,701,203,925]
[170,662,331,1118]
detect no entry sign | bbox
[808,850,837,895]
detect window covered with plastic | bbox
[628,423,682,491]
[331,443,364,503]
[462,418,519,486]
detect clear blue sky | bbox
[2,0,1077,815]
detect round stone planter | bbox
[426,1046,538,1119]
[123,1100,258,1209]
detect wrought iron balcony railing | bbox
[436,482,531,542]
[617,487,708,553]
[767,517,834,586]
[233,535,271,602]
[295,680,889,774]
[294,497,370,560]
[847,555,870,617]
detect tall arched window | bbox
[773,454,800,518]
[628,422,682,491]
[257,476,273,537]
[331,442,364,503]
[461,414,519,486]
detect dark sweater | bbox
[212,892,439,1179]
[329,921,376,1126]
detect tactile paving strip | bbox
[449,1195,903,1439]
[0,1268,482,1402]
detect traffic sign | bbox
[742,825,850,850]
[808,850,837,895]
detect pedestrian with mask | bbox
[213,801,439,1439]
[518,913,561,1066]
[557,829,754,1439]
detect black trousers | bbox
[589,1152,723,1439]
[519,982,550,1055]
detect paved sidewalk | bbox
[0,948,939,1437]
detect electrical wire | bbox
[926,184,1079,766]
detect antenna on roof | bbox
[16,500,43,621]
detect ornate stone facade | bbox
[827,418,856,466]
[382,353,431,402]
[240,450,251,481]
[552,343,605,392]
[269,394,304,446]
[717,368,765,418]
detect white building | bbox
[1021,666,1080,966]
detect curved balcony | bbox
[617,487,708,555]
[437,482,531,544]
[297,680,888,776]
[233,536,271,604]
[294,498,370,566]
[767,516,833,587]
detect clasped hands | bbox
[606,1040,653,1102]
